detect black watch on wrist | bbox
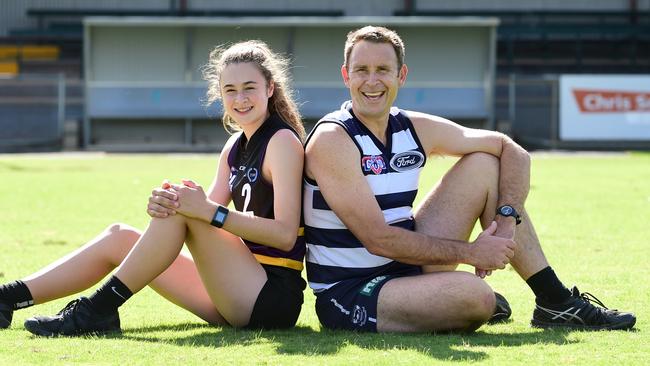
[210,205,229,228]
[496,205,521,225]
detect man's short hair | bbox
[344,26,405,71]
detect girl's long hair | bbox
[203,40,305,140]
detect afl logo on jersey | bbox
[361,155,386,175]
[246,168,258,183]
[389,151,424,172]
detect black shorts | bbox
[246,264,306,329]
[314,263,422,332]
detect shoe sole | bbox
[488,292,512,324]
[0,318,10,329]
[488,312,512,324]
[531,318,636,331]
[24,321,57,337]
[24,320,121,337]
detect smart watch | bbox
[210,205,229,228]
[496,205,521,225]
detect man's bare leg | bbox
[377,152,501,332]
[414,153,550,280]
[380,152,635,331]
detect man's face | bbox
[342,40,407,124]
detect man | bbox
[303,26,635,333]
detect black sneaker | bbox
[531,286,636,331]
[488,292,512,324]
[24,297,121,337]
[0,300,13,329]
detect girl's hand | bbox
[147,180,179,218]
[170,179,214,221]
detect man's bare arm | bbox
[305,123,515,270]
[409,112,531,234]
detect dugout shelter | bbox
[83,16,498,150]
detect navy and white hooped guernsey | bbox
[303,101,427,294]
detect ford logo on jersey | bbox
[389,151,424,172]
[361,155,386,175]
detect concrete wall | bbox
[83,17,497,149]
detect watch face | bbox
[500,206,513,215]
[215,211,227,223]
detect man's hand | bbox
[470,221,516,272]
[476,217,517,278]
[494,214,516,240]
[147,180,179,218]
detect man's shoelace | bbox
[579,291,614,310]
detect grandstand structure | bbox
[1,0,649,151]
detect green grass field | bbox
[0,152,648,365]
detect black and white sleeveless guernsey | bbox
[227,113,305,271]
[303,101,427,293]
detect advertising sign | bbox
[560,75,650,140]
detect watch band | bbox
[210,205,229,228]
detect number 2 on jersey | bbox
[242,183,253,214]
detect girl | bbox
[0,40,306,335]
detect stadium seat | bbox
[0,61,19,75]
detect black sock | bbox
[526,266,572,304]
[0,280,34,310]
[88,276,133,315]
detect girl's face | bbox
[220,62,274,131]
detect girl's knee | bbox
[103,223,141,256]
[106,223,140,241]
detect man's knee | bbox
[458,273,495,324]
[459,152,499,176]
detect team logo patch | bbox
[246,168,258,183]
[389,151,425,172]
[361,155,386,175]
[360,275,388,297]
[351,305,368,326]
